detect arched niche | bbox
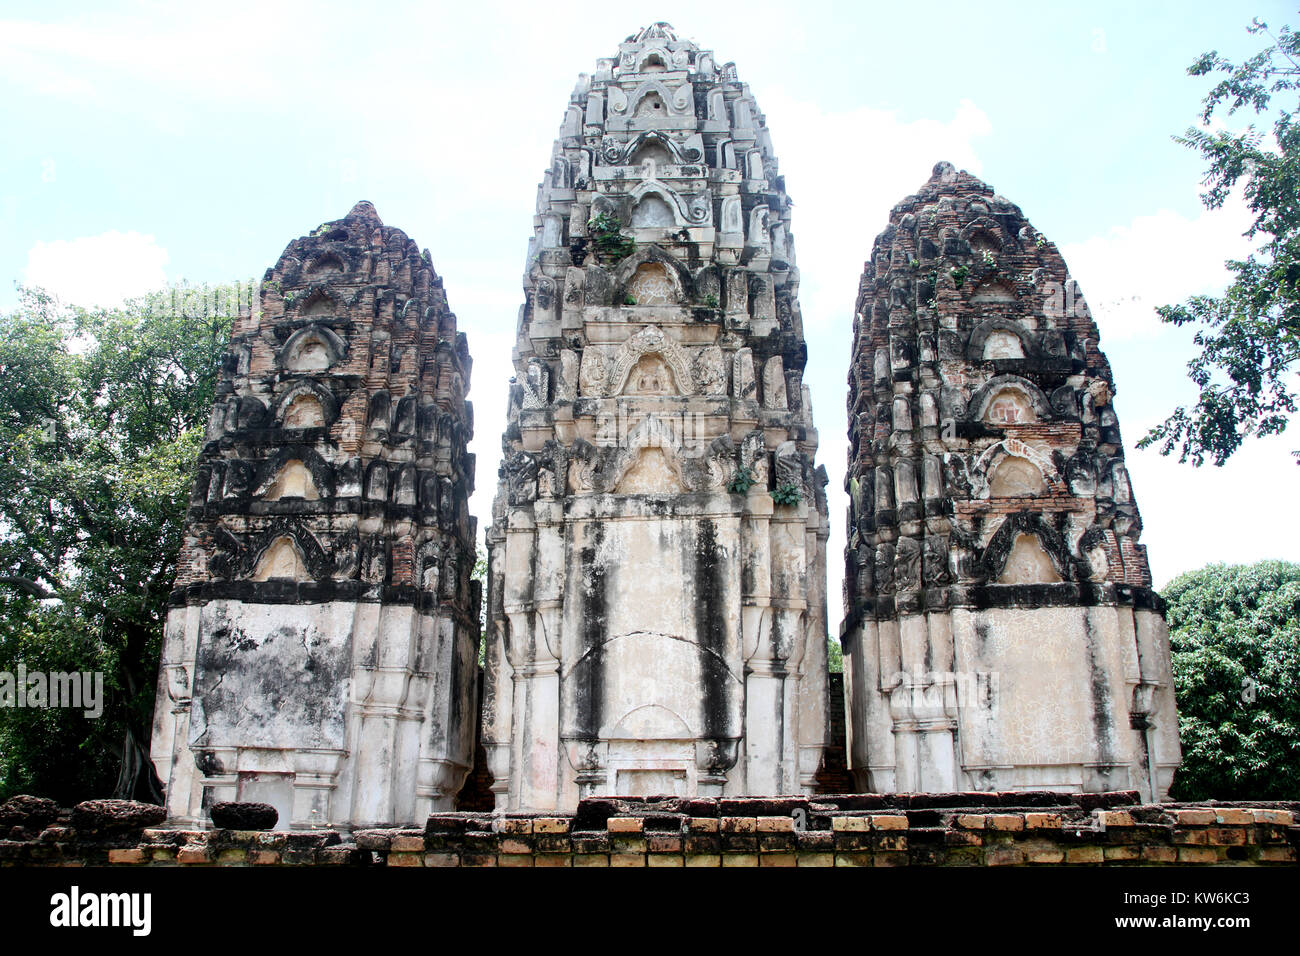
[614,131,703,167]
[968,318,1035,361]
[615,447,682,493]
[634,91,667,118]
[960,218,1004,254]
[970,375,1051,425]
[252,447,333,500]
[626,262,678,304]
[982,511,1072,584]
[252,536,312,582]
[280,324,345,373]
[983,330,1025,360]
[637,52,669,73]
[612,246,691,306]
[301,291,337,317]
[305,254,346,276]
[989,456,1045,496]
[606,326,694,397]
[623,353,676,395]
[289,340,330,371]
[609,416,687,493]
[986,388,1034,424]
[967,230,1001,254]
[997,533,1063,584]
[263,460,320,500]
[282,393,326,428]
[632,194,675,228]
[630,139,674,167]
[612,703,693,740]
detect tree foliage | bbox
[0,285,232,802]
[1140,17,1300,466]
[826,636,842,675]
[1164,561,1300,800]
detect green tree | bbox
[827,636,842,674]
[1164,561,1300,800]
[0,284,234,802]
[1140,17,1300,466]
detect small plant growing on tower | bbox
[704,293,720,309]
[770,482,802,506]
[950,265,970,288]
[588,211,636,261]
[623,294,638,306]
[726,465,757,494]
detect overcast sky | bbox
[3,1,1297,633]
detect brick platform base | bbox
[2,793,1297,867]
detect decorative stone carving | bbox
[627,262,677,303]
[522,358,550,409]
[567,438,598,494]
[706,434,738,490]
[606,325,694,397]
[557,349,580,403]
[694,345,727,395]
[579,348,609,397]
[733,348,756,401]
[763,356,788,409]
[504,450,539,505]
[774,440,803,491]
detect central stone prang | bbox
[481,23,832,812]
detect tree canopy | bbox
[1140,17,1300,466]
[1165,560,1300,800]
[0,285,234,802]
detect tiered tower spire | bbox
[842,164,1180,799]
[151,203,480,827]
[482,24,830,811]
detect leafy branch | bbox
[1141,17,1300,465]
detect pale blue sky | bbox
[3,1,1296,629]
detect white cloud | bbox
[1062,196,1256,341]
[24,231,169,307]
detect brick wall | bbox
[4,794,1295,868]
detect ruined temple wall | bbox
[483,24,830,811]
[842,164,1180,800]
[151,203,480,828]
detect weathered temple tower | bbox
[151,202,480,828]
[482,23,830,811]
[842,163,1180,801]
